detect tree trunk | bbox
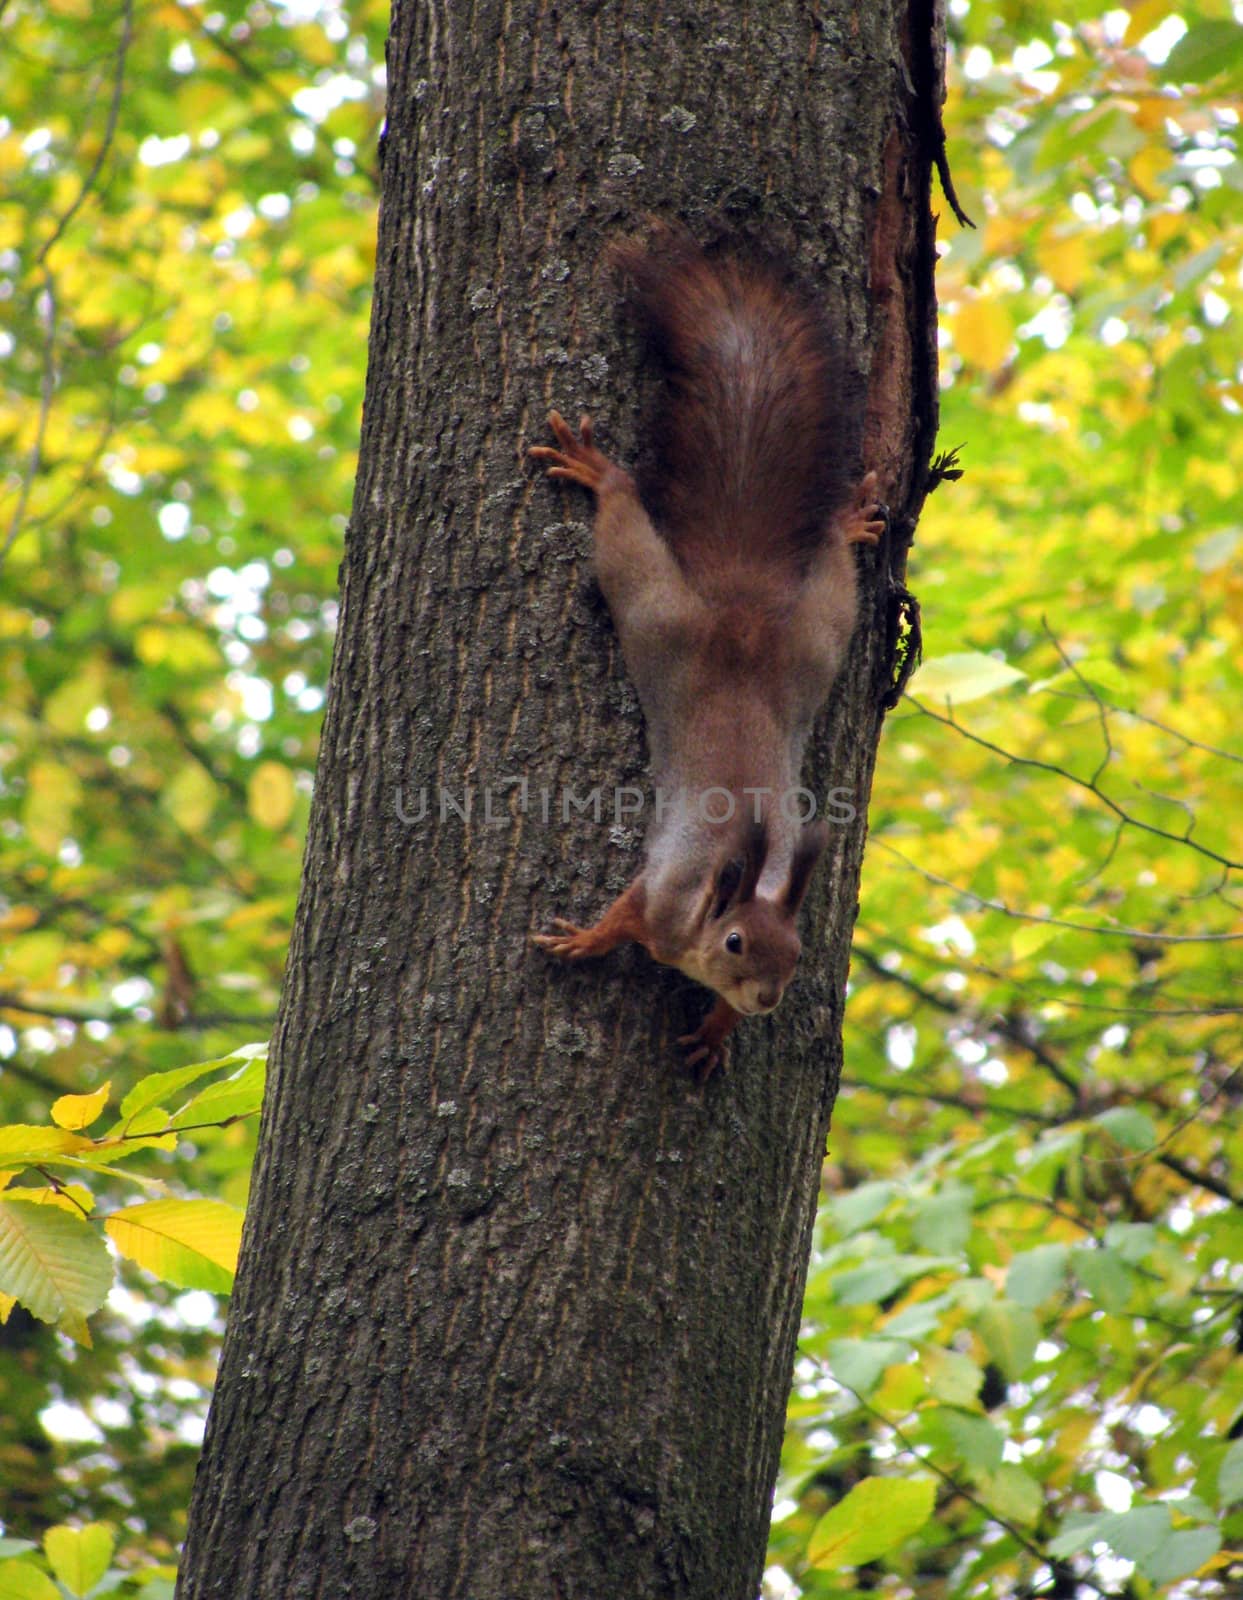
[178,2,940,1596]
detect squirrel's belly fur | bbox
[529,228,884,1079]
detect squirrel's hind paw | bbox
[529,411,613,492]
[842,472,888,547]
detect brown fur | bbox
[530,234,883,1080]
[611,226,861,580]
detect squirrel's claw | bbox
[529,411,612,493]
[841,470,888,547]
[531,918,598,960]
[677,1027,727,1083]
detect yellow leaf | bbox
[43,664,107,734]
[105,1198,242,1292]
[51,1082,112,1132]
[0,1291,14,1323]
[21,761,83,855]
[0,1196,113,1326]
[0,1126,91,1173]
[92,928,133,964]
[108,581,176,626]
[808,1477,936,1569]
[1011,923,1059,961]
[1036,233,1091,294]
[163,763,217,833]
[248,761,296,829]
[134,624,220,671]
[12,1185,95,1215]
[1147,212,1184,248]
[1129,143,1169,200]
[1124,0,1177,45]
[949,297,1013,370]
[44,1524,115,1598]
[0,1558,61,1600]
[0,905,40,936]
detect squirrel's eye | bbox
[725,931,744,955]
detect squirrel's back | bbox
[612,230,859,580]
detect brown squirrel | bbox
[531,231,883,1079]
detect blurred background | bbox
[0,2,1239,1595]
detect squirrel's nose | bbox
[757,987,780,1011]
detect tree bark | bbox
[178,2,940,1597]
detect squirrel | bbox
[531,230,883,1079]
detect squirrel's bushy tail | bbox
[612,227,859,578]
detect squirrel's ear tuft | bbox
[783,822,829,914]
[710,856,744,920]
[736,818,768,903]
[709,819,769,919]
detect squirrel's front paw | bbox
[529,411,613,493]
[678,997,741,1082]
[677,1024,728,1082]
[531,917,600,961]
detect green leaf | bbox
[169,1056,266,1129]
[44,1523,115,1597]
[1104,1503,1173,1561]
[1028,657,1129,697]
[0,1196,113,1327]
[975,1300,1040,1379]
[0,1559,62,1600]
[942,1409,1006,1473]
[911,652,1026,704]
[1051,1503,1172,1563]
[976,1464,1043,1526]
[117,1044,268,1123]
[1102,1222,1157,1264]
[1006,1243,1068,1307]
[923,1349,984,1407]
[1162,21,1243,84]
[912,1184,974,1255]
[1216,1438,1243,1508]
[833,1255,956,1307]
[807,1476,936,1569]
[826,1338,912,1398]
[829,1181,894,1235]
[1072,1246,1134,1313]
[105,1199,242,1292]
[1091,1105,1156,1151]
[1140,1526,1221,1586]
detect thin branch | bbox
[827,1384,1115,1596]
[0,1059,67,1097]
[35,0,134,268]
[1155,1151,1241,1208]
[2,0,134,576]
[1042,688,1243,767]
[870,841,1243,943]
[845,1071,1056,1125]
[906,695,1241,873]
[852,942,1082,1099]
[0,268,57,575]
[32,1168,94,1217]
[855,922,1243,1016]
[0,991,273,1031]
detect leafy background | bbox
[0,1,1239,1595]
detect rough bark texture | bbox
[178,2,941,1597]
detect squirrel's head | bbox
[680,819,828,1016]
